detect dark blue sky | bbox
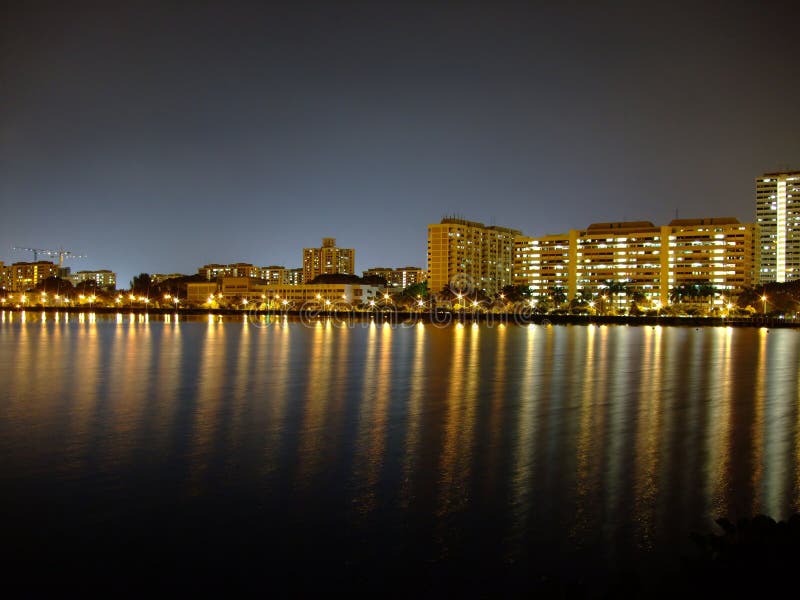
[2,0,798,287]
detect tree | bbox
[602,280,630,312]
[500,284,532,303]
[549,286,567,306]
[75,279,98,294]
[130,273,151,294]
[31,276,73,295]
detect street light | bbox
[762,295,767,315]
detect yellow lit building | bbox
[756,170,800,283]
[5,261,59,292]
[198,263,261,280]
[514,232,576,300]
[427,218,520,296]
[515,218,757,306]
[260,283,384,308]
[261,266,291,285]
[186,279,384,308]
[302,238,355,283]
[186,282,219,304]
[362,266,426,288]
[220,277,268,301]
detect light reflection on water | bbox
[1,313,800,590]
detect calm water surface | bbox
[1,311,799,595]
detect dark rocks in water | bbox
[677,514,800,597]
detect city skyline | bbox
[2,1,799,287]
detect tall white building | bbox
[756,170,800,283]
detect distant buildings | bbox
[362,267,426,288]
[196,263,304,285]
[198,263,261,280]
[756,170,800,283]
[514,218,757,305]
[303,238,355,284]
[262,266,304,286]
[427,218,520,296]
[69,269,117,290]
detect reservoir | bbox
[2,312,799,595]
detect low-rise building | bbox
[186,278,385,308]
[260,283,384,308]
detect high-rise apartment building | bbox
[427,218,520,296]
[302,238,355,283]
[515,218,757,305]
[756,170,800,283]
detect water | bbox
[1,311,799,595]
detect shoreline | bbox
[2,306,797,328]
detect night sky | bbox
[2,1,798,287]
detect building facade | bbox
[69,269,117,290]
[515,218,757,306]
[186,279,383,307]
[756,170,800,283]
[302,238,355,283]
[198,263,261,280]
[4,261,59,292]
[427,218,520,296]
[362,266,426,288]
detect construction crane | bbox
[13,246,87,267]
